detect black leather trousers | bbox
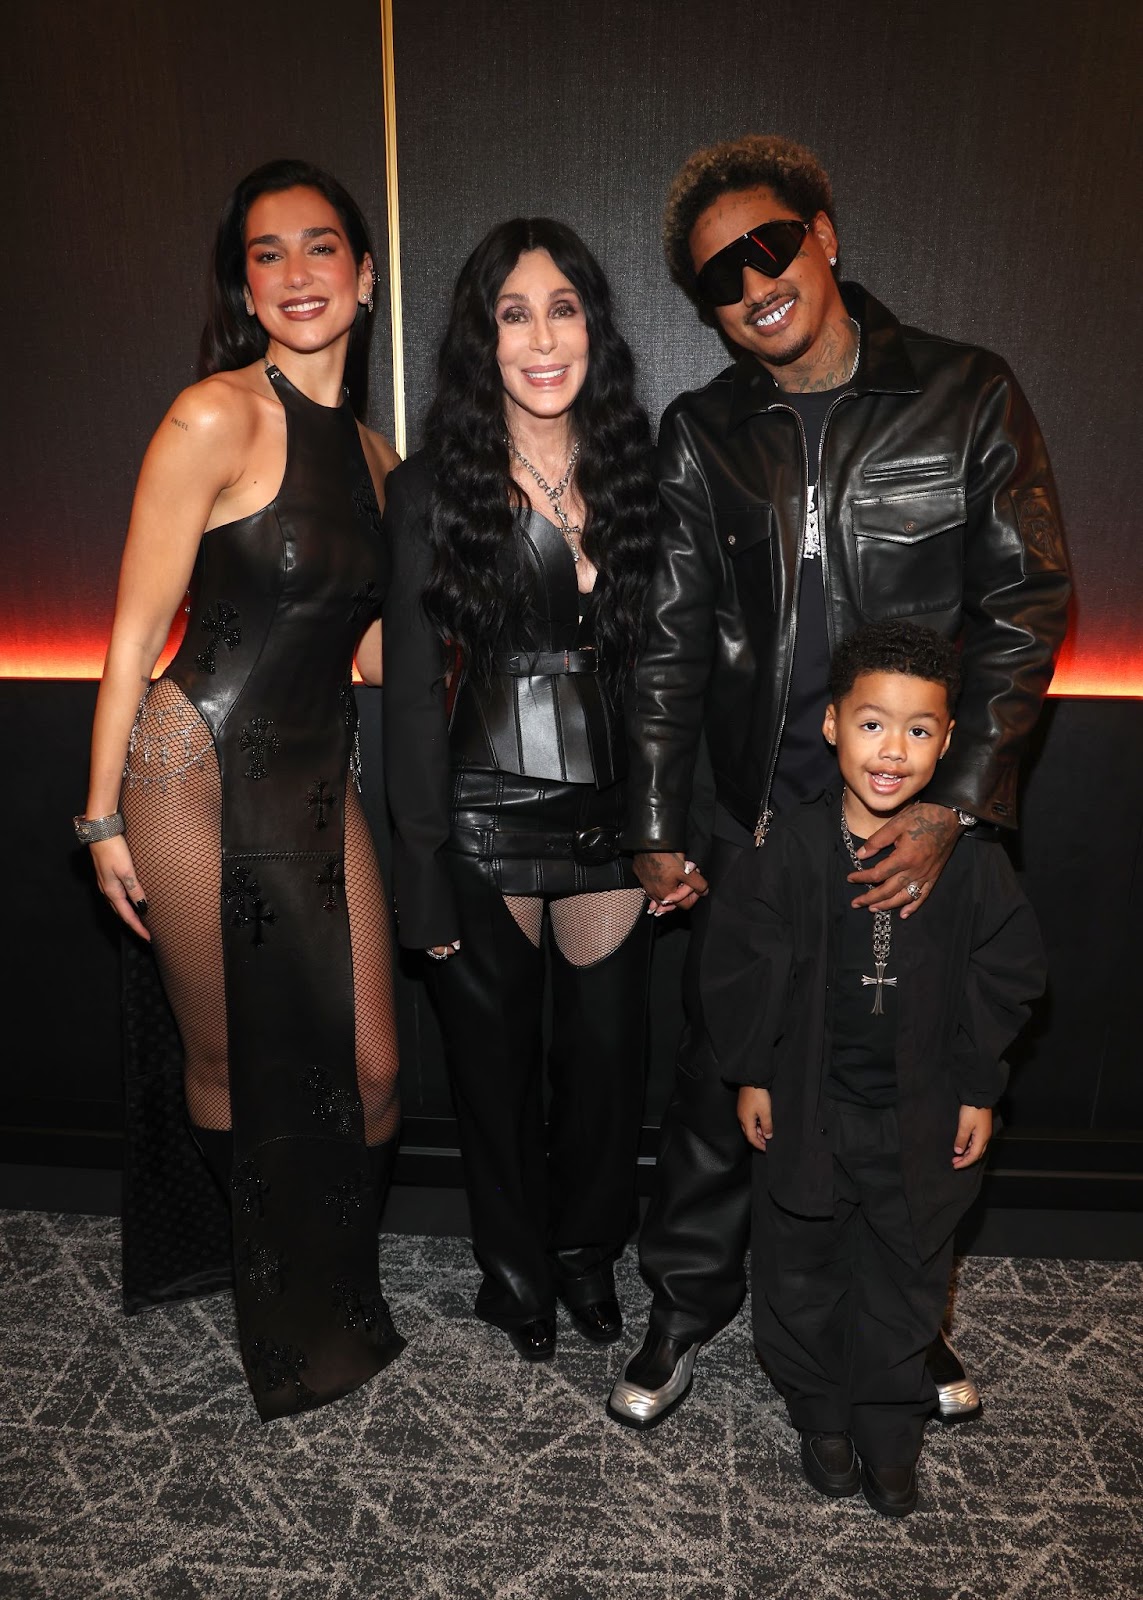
[428,853,653,1327]
[638,837,753,1342]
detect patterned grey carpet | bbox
[1,1213,1140,1600]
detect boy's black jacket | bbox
[701,790,1046,1257]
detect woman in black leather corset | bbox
[80,160,404,1420]
[383,219,657,1361]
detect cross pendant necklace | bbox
[839,789,898,1015]
[506,436,583,560]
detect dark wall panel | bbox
[393,0,1143,686]
[0,0,393,676]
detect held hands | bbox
[737,1086,774,1152]
[952,1105,992,1169]
[90,836,150,942]
[634,850,710,917]
[848,802,961,919]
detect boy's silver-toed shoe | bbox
[606,1329,700,1430]
[927,1328,983,1423]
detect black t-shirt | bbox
[769,388,849,816]
[826,834,898,1107]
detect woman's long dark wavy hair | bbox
[422,218,656,685]
[198,158,375,416]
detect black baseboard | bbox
[3,1163,1141,1260]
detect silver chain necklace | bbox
[506,436,583,560]
[839,788,897,1015]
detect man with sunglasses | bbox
[608,135,1069,1438]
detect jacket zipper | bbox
[751,391,858,848]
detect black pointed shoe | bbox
[561,1294,623,1344]
[500,1316,557,1362]
[799,1431,860,1498]
[860,1460,919,1518]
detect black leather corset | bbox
[448,510,626,788]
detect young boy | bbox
[701,620,1045,1517]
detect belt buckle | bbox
[572,826,617,866]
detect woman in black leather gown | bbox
[383,219,657,1360]
[81,161,404,1420]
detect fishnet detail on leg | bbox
[503,894,544,949]
[345,786,400,1144]
[120,678,231,1130]
[550,888,647,968]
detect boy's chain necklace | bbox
[839,788,898,1015]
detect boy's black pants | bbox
[751,1099,953,1469]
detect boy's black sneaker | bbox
[799,1431,860,1497]
[860,1460,918,1517]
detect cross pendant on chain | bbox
[861,961,898,1015]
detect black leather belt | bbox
[494,648,597,676]
[450,820,621,866]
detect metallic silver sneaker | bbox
[927,1328,983,1424]
[606,1331,701,1430]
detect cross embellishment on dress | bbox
[195,601,241,673]
[239,718,280,780]
[223,865,278,946]
[861,962,898,1016]
[307,779,337,830]
[316,856,345,911]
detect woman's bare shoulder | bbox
[169,364,270,431]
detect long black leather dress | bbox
[119,365,403,1421]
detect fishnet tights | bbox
[121,678,399,1143]
[503,887,646,966]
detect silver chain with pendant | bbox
[506,436,583,560]
[839,787,898,1015]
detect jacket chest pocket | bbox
[717,502,775,614]
[851,486,966,619]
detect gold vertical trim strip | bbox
[380,0,406,456]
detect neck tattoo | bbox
[506,436,583,560]
[839,788,897,1015]
[846,318,861,381]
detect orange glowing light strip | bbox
[1,639,1140,695]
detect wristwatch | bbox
[73,812,125,844]
[954,810,977,829]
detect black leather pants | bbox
[428,853,652,1327]
[638,837,753,1342]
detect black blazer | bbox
[381,453,627,949]
[701,791,1046,1257]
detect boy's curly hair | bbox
[663,135,835,304]
[829,621,961,710]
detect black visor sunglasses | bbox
[695,218,812,306]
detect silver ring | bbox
[427,950,448,961]
[906,881,923,901]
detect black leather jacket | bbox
[625,284,1071,850]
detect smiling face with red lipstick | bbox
[823,670,954,838]
[689,183,855,393]
[242,185,374,363]
[495,248,590,430]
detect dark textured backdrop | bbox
[0,0,394,676]
[1,0,1141,1207]
[392,0,1143,688]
